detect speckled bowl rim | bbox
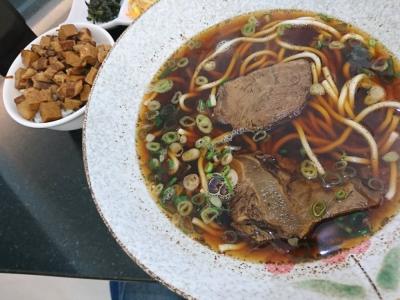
[83,1,400,299]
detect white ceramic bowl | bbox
[3,22,114,131]
[85,1,400,299]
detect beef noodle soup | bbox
[136,10,400,263]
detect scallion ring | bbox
[146,110,159,120]
[147,100,161,111]
[204,60,216,71]
[179,116,196,128]
[321,172,343,188]
[191,193,206,206]
[342,166,357,179]
[208,195,222,208]
[182,148,200,162]
[382,151,400,162]
[161,131,179,144]
[252,130,269,142]
[200,207,219,224]
[152,79,173,93]
[195,76,209,86]
[335,189,348,200]
[312,201,327,218]
[241,22,256,37]
[196,114,213,134]
[148,158,160,170]
[177,57,189,68]
[183,174,200,191]
[169,142,183,157]
[171,91,182,104]
[334,160,348,171]
[300,160,318,180]
[195,136,211,148]
[146,142,161,153]
[221,152,233,166]
[177,200,193,216]
[248,15,258,25]
[367,177,384,192]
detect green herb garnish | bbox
[86,0,121,23]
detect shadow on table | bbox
[110,281,183,300]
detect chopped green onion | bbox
[159,148,167,162]
[335,189,348,200]
[182,148,200,162]
[146,110,159,120]
[241,22,256,37]
[252,130,269,142]
[161,131,179,144]
[146,142,161,153]
[206,148,216,161]
[208,195,222,208]
[318,13,333,22]
[224,175,234,194]
[188,39,202,49]
[169,142,183,156]
[167,177,178,187]
[195,136,211,149]
[342,166,357,179]
[167,159,175,171]
[204,60,216,71]
[277,24,292,36]
[279,148,288,156]
[147,100,161,111]
[200,207,219,224]
[197,99,206,113]
[149,158,160,170]
[173,195,188,206]
[151,79,173,93]
[367,177,384,191]
[177,57,189,68]
[205,162,214,173]
[161,186,175,203]
[321,172,343,188]
[191,193,206,206]
[300,160,318,179]
[196,114,213,134]
[179,116,196,127]
[206,95,217,108]
[383,151,400,162]
[329,41,345,50]
[334,160,348,171]
[171,91,182,104]
[183,174,200,191]
[248,15,258,25]
[312,200,327,218]
[221,152,233,166]
[195,76,209,86]
[177,200,193,216]
[315,40,324,50]
[368,39,377,47]
[154,116,163,128]
[222,165,230,176]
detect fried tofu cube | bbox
[39,88,53,101]
[50,39,63,52]
[97,44,111,63]
[44,66,58,78]
[40,36,52,48]
[58,24,78,40]
[65,80,83,97]
[66,67,85,75]
[63,51,81,67]
[32,79,52,90]
[59,39,76,51]
[21,50,40,67]
[21,68,37,79]
[50,60,65,71]
[39,102,62,122]
[15,67,28,89]
[17,99,40,120]
[33,72,52,83]
[57,84,67,100]
[53,72,67,85]
[31,44,46,56]
[31,57,48,70]
[23,87,41,102]
[63,98,82,110]
[85,67,98,85]
[78,28,92,42]
[14,95,26,104]
[80,84,91,102]
[79,43,98,65]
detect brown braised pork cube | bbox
[64,98,82,110]
[58,24,78,40]
[21,68,37,79]
[44,66,58,78]
[21,50,40,67]
[50,39,63,52]
[85,67,98,85]
[53,72,67,85]
[63,51,81,67]
[78,28,92,42]
[39,102,62,122]
[66,67,85,75]
[97,44,111,63]
[32,79,52,90]
[49,58,65,71]
[31,44,46,56]
[31,57,48,70]
[65,80,83,97]
[14,95,26,104]
[59,39,76,51]
[33,72,52,83]
[40,36,52,48]
[80,84,91,102]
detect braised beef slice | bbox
[214,59,312,131]
[230,155,381,243]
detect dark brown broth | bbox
[136,10,400,264]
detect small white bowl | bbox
[3,22,114,131]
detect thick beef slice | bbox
[214,59,312,130]
[230,155,382,243]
